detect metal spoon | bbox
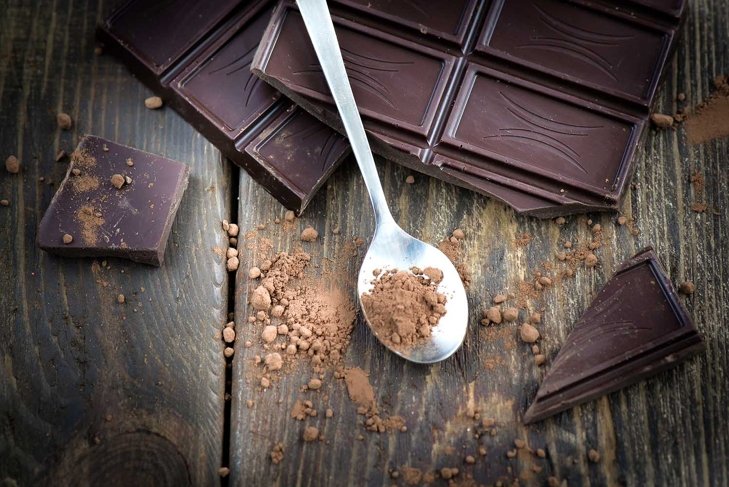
[296,0,468,363]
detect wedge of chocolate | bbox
[38,135,189,266]
[523,247,704,424]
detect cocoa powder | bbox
[685,75,729,144]
[361,268,446,350]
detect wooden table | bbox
[1,1,727,486]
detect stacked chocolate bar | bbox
[98,0,686,217]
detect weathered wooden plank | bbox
[229,0,728,486]
[0,1,230,485]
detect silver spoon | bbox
[296,0,468,363]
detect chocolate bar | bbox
[97,0,350,213]
[38,136,189,266]
[252,0,685,217]
[523,247,704,423]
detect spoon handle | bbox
[296,0,394,226]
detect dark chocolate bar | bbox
[97,0,350,213]
[522,247,704,423]
[38,135,189,266]
[252,0,685,217]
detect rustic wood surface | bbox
[0,1,727,487]
[0,1,230,485]
[229,2,729,487]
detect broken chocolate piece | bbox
[97,0,349,213]
[253,0,685,217]
[38,135,189,266]
[523,247,704,423]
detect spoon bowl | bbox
[358,221,468,363]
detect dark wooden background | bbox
[1,1,727,486]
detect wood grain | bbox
[0,1,230,485]
[229,1,729,486]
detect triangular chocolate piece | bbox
[523,247,704,424]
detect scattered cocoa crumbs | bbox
[270,443,284,464]
[678,281,695,295]
[690,171,708,213]
[110,173,125,189]
[57,112,73,130]
[405,175,415,184]
[438,229,471,286]
[685,75,729,144]
[302,426,319,442]
[514,232,533,247]
[361,268,446,350]
[650,113,674,128]
[519,323,539,343]
[493,294,508,304]
[588,448,601,463]
[300,226,318,242]
[144,96,163,109]
[223,327,235,344]
[502,307,518,322]
[226,257,239,272]
[5,155,20,173]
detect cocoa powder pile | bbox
[685,75,729,144]
[248,249,355,380]
[361,267,446,350]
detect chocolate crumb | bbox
[588,449,601,463]
[585,253,599,267]
[554,217,566,226]
[284,210,296,222]
[117,293,125,304]
[71,168,81,176]
[464,455,476,464]
[484,306,502,324]
[62,233,73,244]
[678,281,695,295]
[535,354,546,366]
[493,294,508,304]
[224,347,234,358]
[144,96,163,109]
[536,448,546,458]
[218,467,230,478]
[452,228,465,240]
[227,257,240,272]
[405,175,415,184]
[530,312,541,324]
[57,112,73,130]
[248,267,261,279]
[223,327,235,344]
[531,344,540,354]
[110,174,125,189]
[650,113,674,128]
[260,377,270,388]
[5,155,20,173]
[0,199,9,207]
[502,307,518,322]
[227,223,240,237]
[303,426,319,442]
[270,443,284,464]
[440,468,458,479]
[519,323,540,343]
[300,227,319,242]
[308,378,322,390]
[226,248,238,259]
[326,408,333,418]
